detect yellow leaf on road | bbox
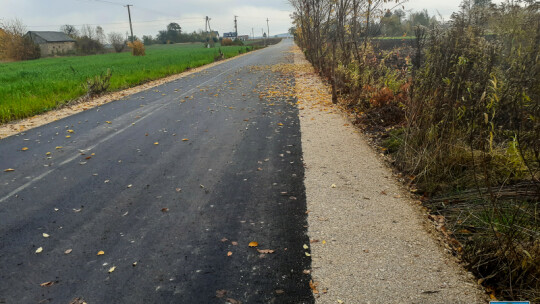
[97,250,105,256]
[154,142,159,145]
[182,138,189,141]
[227,251,233,257]
[55,146,63,149]
[65,249,73,254]
[36,247,43,254]
[21,147,29,151]
[248,241,259,247]
[277,123,284,126]
[67,130,74,133]
[42,233,50,238]
[108,266,116,273]
[4,168,15,172]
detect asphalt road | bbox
[0,40,314,303]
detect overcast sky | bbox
[0,1,482,38]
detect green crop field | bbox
[0,43,252,123]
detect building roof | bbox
[27,31,76,43]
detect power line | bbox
[28,18,201,28]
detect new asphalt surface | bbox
[0,40,314,303]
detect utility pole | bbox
[234,15,238,38]
[266,18,270,38]
[125,4,134,43]
[252,28,254,40]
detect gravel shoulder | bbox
[294,47,488,304]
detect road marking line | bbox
[0,170,54,203]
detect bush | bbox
[0,19,41,61]
[108,32,126,53]
[83,69,111,98]
[76,37,103,55]
[127,40,145,56]
[221,38,233,46]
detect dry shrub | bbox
[127,40,145,56]
[83,69,112,98]
[0,19,40,61]
[221,38,233,46]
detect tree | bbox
[142,35,154,45]
[108,32,126,52]
[95,26,106,44]
[0,18,40,61]
[60,24,79,38]
[167,22,181,33]
[80,24,95,39]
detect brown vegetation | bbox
[127,40,145,56]
[0,19,40,61]
[290,0,539,301]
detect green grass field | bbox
[0,43,252,123]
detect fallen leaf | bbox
[65,249,73,254]
[257,249,275,254]
[69,297,87,304]
[227,251,233,257]
[305,252,311,257]
[221,237,228,242]
[182,138,189,141]
[132,261,138,267]
[231,241,238,246]
[40,281,55,287]
[303,244,309,249]
[127,184,132,188]
[248,241,259,247]
[309,280,319,294]
[21,147,29,151]
[66,135,71,138]
[310,239,319,243]
[46,152,51,155]
[42,233,50,238]
[216,289,227,298]
[35,247,43,254]
[108,266,116,273]
[175,188,182,192]
[97,250,105,256]
[331,184,337,188]
[105,121,112,124]
[303,270,311,274]
[226,298,241,304]
[4,168,15,172]
[277,123,284,126]
[161,208,169,213]
[154,142,159,145]
[322,240,326,244]
[275,289,284,294]
[337,300,344,304]
[67,130,74,133]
